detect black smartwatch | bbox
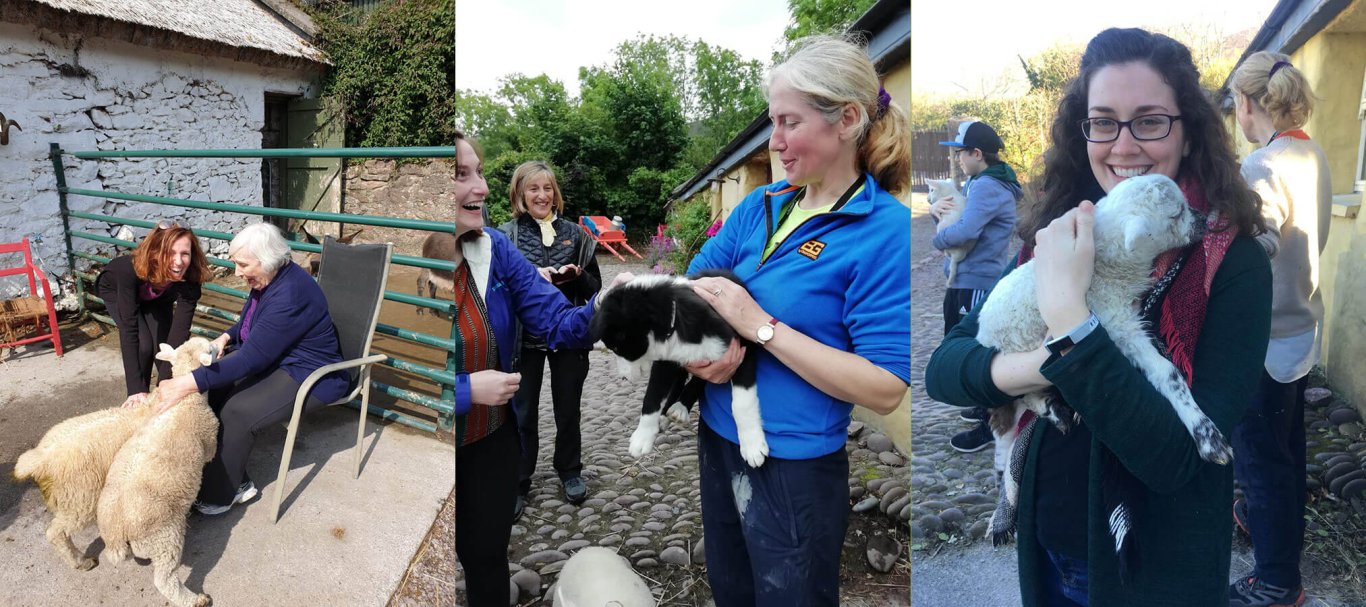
[1044,313,1100,356]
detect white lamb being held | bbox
[975,174,1233,537]
[98,337,220,607]
[12,385,160,570]
[927,178,974,285]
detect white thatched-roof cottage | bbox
[0,0,330,303]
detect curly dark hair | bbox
[1022,28,1263,245]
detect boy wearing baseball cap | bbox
[932,120,1021,454]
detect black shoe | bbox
[950,423,994,453]
[563,476,587,505]
[1229,575,1305,607]
[513,494,525,522]
[959,407,990,423]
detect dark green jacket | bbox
[925,234,1271,606]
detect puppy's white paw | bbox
[666,402,690,425]
[629,414,661,459]
[738,428,769,468]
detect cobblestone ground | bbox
[451,257,911,605]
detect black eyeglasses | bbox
[1079,114,1182,143]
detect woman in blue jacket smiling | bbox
[155,222,349,516]
[683,35,911,605]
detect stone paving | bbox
[454,258,911,606]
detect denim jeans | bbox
[1040,549,1089,606]
[1232,372,1307,589]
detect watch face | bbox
[756,324,775,343]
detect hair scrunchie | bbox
[1269,60,1292,79]
[875,86,891,121]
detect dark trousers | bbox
[513,347,589,494]
[1040,549,1089,606]
[198,364,331,505]
[1232,372,1307,589]
[456,421,519,607]
[98,279,174,390]
[698,420,848,606]
[942,287,986,335]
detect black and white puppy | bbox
[592,269,767,467]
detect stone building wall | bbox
[0,21,318,306]
[341,158,455,259]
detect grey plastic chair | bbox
[271,236,393,523]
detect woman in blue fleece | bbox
[155,222,348,516]
[680,35,911,605]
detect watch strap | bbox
[1045,313,1099,355]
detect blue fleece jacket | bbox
[932,171,1021,290]
[687,174,911,460]
[192,261,348,404]
[452,228,597,416]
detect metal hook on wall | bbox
[0,112,21,145]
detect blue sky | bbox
[912,0,1281,96]
[457,0,791,98]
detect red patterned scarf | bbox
[451,261,504,448]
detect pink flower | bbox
[705,219,723,237]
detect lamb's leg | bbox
[1103,313,1232,464]
[46,515,96,570]
[135,524,210,607]
[415,271,428,316]
[730,351,768,468]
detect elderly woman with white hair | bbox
[155,222,347,516]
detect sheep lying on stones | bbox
[12,396,159,570]
[974,174,1232,544]
[98,337,220,607]
[552,546,656,607]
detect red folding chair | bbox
[578,216,643,261]
[0,237,63,356]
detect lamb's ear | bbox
[155,343,176,362]
[1123,218,1150,252]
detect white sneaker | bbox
[194,481,258,516]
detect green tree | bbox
[783,0,878,43]
[310,0,455,147]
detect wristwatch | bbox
[1044,313,1099,355]
[755,317,779,346]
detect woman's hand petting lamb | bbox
[683,337,746,384]
[469,370,521,406]
[152,374,200,414]
[1034,200,1097,338]
[120,392,149,408]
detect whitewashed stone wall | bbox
[0,22,318,307]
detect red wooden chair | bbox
[0,237,63,356]
[578,215,643,261]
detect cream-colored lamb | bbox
[98,337,220,607]
[927,178,974,285]
[552,546,656,607]
[13,398,158,570]
[976,174,1230,541]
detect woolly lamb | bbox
[97,337,220,607]
[974,174,1231,536]
[12,399,158,570]
[553,546,656,607]
[927,178,974,285]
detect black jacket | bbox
[95,255,202,394]
[498,215,600,349]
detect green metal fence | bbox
[49,143,456,433]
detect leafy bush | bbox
[311,0,456,148]
[658,196,717,274]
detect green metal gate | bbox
[49,144,457,433]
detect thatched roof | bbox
[28,0,325,63]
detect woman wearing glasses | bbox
[96,220,211,408]
[927,28,1271,606]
